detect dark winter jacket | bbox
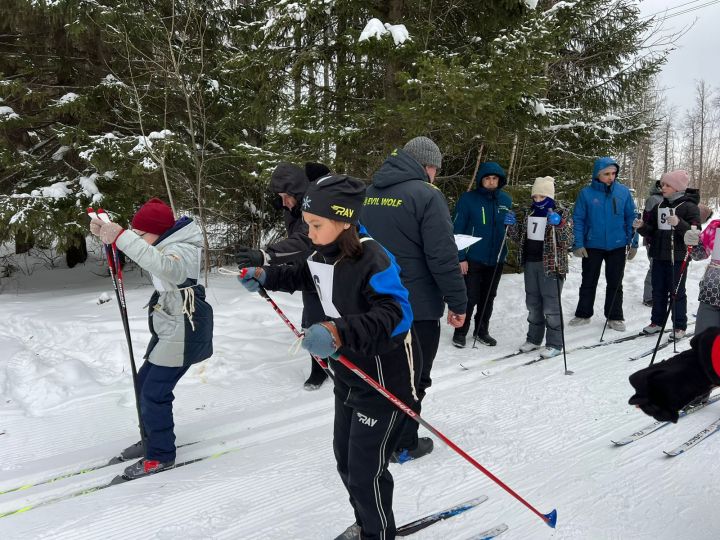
[265,163,324,324]
[362,148,467,320]
[116,217,213,367]
[637,191,701,261]
[263,233,418,413]
[641,184,663,247]
[507,204,573,276]
[453,162,512,266]
[572,157,638,251]
[266,163,313,265]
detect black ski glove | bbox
[235,246,267,269]
[628,351,713,423]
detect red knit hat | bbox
[131,198,175,235]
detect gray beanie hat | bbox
[403,136,442,169]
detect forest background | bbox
[1,0,718,270]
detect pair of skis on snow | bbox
[460,326,689,370]
[612,393,720,456]
[0,448,508,539]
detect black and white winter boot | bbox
[119,440,145,461]
[475,331,497,347]
[452,333,466,348]
[123,458,175,480]
[303,371,328,391]
[334,523,361,540]
[390,437,434,464]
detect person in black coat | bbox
[635,170,700,342]
[362,136,466,463]
[629,328,720,423]
[239,175,420,540]
[235,161,331,390]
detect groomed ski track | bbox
[0,251,718,538]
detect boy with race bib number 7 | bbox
[506,177,573,359]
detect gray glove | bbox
[573,247,588,258]
[684,227,701,247]
[627,247,637,260]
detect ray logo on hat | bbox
[301,175,366,224]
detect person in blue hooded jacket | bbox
[452,162,512,347]
[570,157,638,331]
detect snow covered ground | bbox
[1,242,718,539]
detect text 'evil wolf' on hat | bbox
[403,136,442,169]
[301,174,366,224]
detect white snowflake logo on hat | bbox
[302,196,311,210]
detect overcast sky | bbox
[637,0,720,111]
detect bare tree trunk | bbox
[507,134,519,185]
[467,143,484,192]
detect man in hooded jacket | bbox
[570,157,638,331]
[362,136,466,463]
[452,161,513,348]
[235,162,331,390]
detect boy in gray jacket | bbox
[91,198,213,479]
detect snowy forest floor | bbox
[0,242,718,539]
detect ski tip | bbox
[109,475,129,485]
[543,509,558,528]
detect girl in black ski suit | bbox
[239,174,419,540]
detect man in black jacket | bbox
[362,136,467,463]
[235,162,331,390]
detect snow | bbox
[359,18,387,42]
[53,93,80,106]
[51,145,71,161]
[359,19,411,46]
[78,173,103,202]
[0,105,20,120]
[29,181,72,199]
[385,23,411,46]
[100,74,126,88]
[523,0,538,9]
[0,246,718,538]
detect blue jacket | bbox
[573,157,638,251]
[453,162,513,265]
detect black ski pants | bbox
[457,261,503,337]
[395,319,440,450]
[574,247,627,320]
[334,397,405,540]
[651,259,688,330]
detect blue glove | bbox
[238,267,266,293]
[547,211,561,226]
[302,323,337,358]
[503,211,516,226]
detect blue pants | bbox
[137,361,189,462]
[651,259,687,330]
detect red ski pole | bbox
[89,208,147,445]
[242,269,557,528]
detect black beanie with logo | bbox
[301,174,366,224]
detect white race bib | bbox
[658,208,672,230]
[307,259,341,318]
[527,216,547,241]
